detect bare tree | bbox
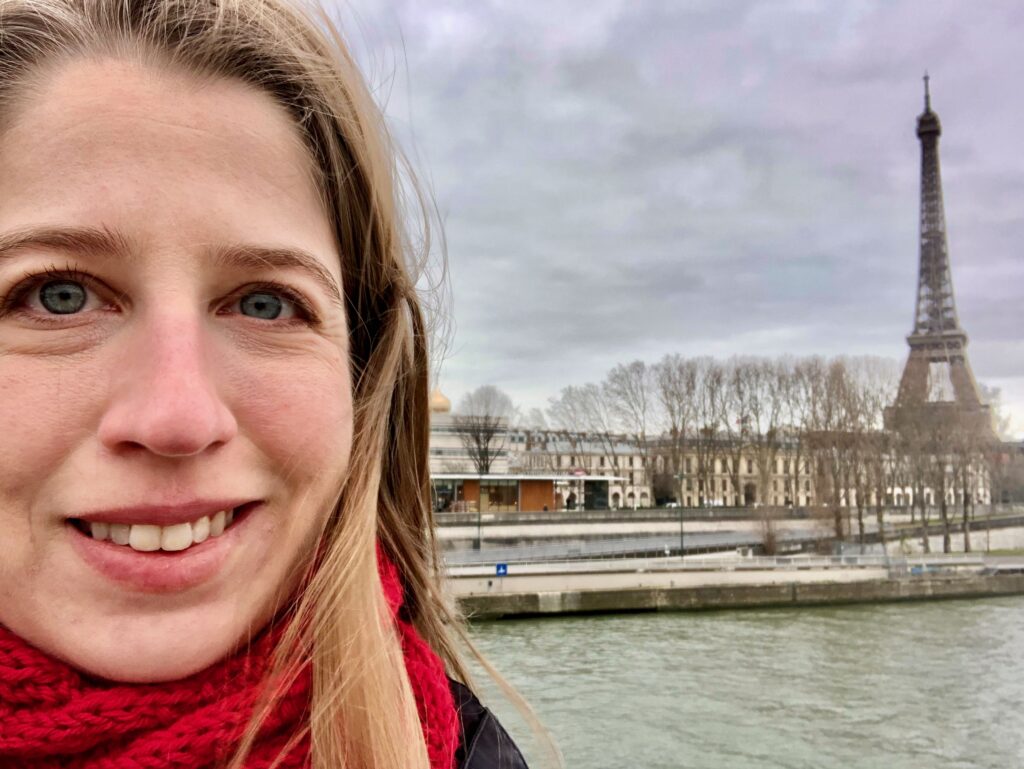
[455,386,516,475]
[546,385,588,471]
[894,402,938,553]
[653,354,699,506]
[929,424,954,553]
[718,357,755,507]
[804,358,854,542]
[548,387,589,454]
[745,358,787,508]
[744,358,788,553]
[524,408,548,430]
[548,383,624,472]
[789,356,827,512]
[606,360,656,460]
[837,356,899,546]
[981,387,1019,518]
[856,357,901,547]
[693,359,724,506]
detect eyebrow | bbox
[0,224,344,308]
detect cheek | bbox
[0,357,106,508]
[227,353,353,482]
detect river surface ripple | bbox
[469,597,1024,769]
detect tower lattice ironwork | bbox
[886,76,993,437]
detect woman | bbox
[0,0,529,766]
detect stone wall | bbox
[458,574,1024,619]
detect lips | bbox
[66,500,263,593]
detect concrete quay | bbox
[452,558,1024,619]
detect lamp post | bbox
[675,473,685,557]
[475,474,482,551]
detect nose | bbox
[97,310,238,458]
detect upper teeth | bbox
[88,509,236,552]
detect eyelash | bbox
[0,265,320,327]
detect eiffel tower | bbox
[885,76,993,438]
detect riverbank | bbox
[457,571,1024,619]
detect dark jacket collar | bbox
[451,679,530,769]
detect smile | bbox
[67,499,260,552]
[66,501,263,593]
[69,506,246,553]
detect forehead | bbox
[0,57,336,274]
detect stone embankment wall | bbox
[457,574,1024,619]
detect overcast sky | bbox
[332,0,1024,438]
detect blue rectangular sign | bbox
[495,563,508,577]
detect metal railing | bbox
[442,533,755,566]
[445,551,988,578]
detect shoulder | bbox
[450,678,530,769]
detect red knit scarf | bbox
[0,551,458,769]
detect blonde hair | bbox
[0,0,472,767]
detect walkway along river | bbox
[468,597,1024,769]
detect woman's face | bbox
[0,58,352,682]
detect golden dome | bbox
[429,389,451,413]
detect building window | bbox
[480,479,518,513]
[747,459,753,474]
[685,457,692,473]
[600,456,606,468]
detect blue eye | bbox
[39,280,88,314]
[239,291,285,320]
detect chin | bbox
[45,603,268,683]
[78,643,232,683]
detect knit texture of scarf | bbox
[0,550,458,769]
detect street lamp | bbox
[475,473,482,551]
[675,473,685,557]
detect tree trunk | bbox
[962,503,971,552]
[960,465,972,553]
[919,498,931,553]
[939,495,951,553]
[875,502,887,547]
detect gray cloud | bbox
[334,0,1024,435]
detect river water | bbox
[468,597,1024,769]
